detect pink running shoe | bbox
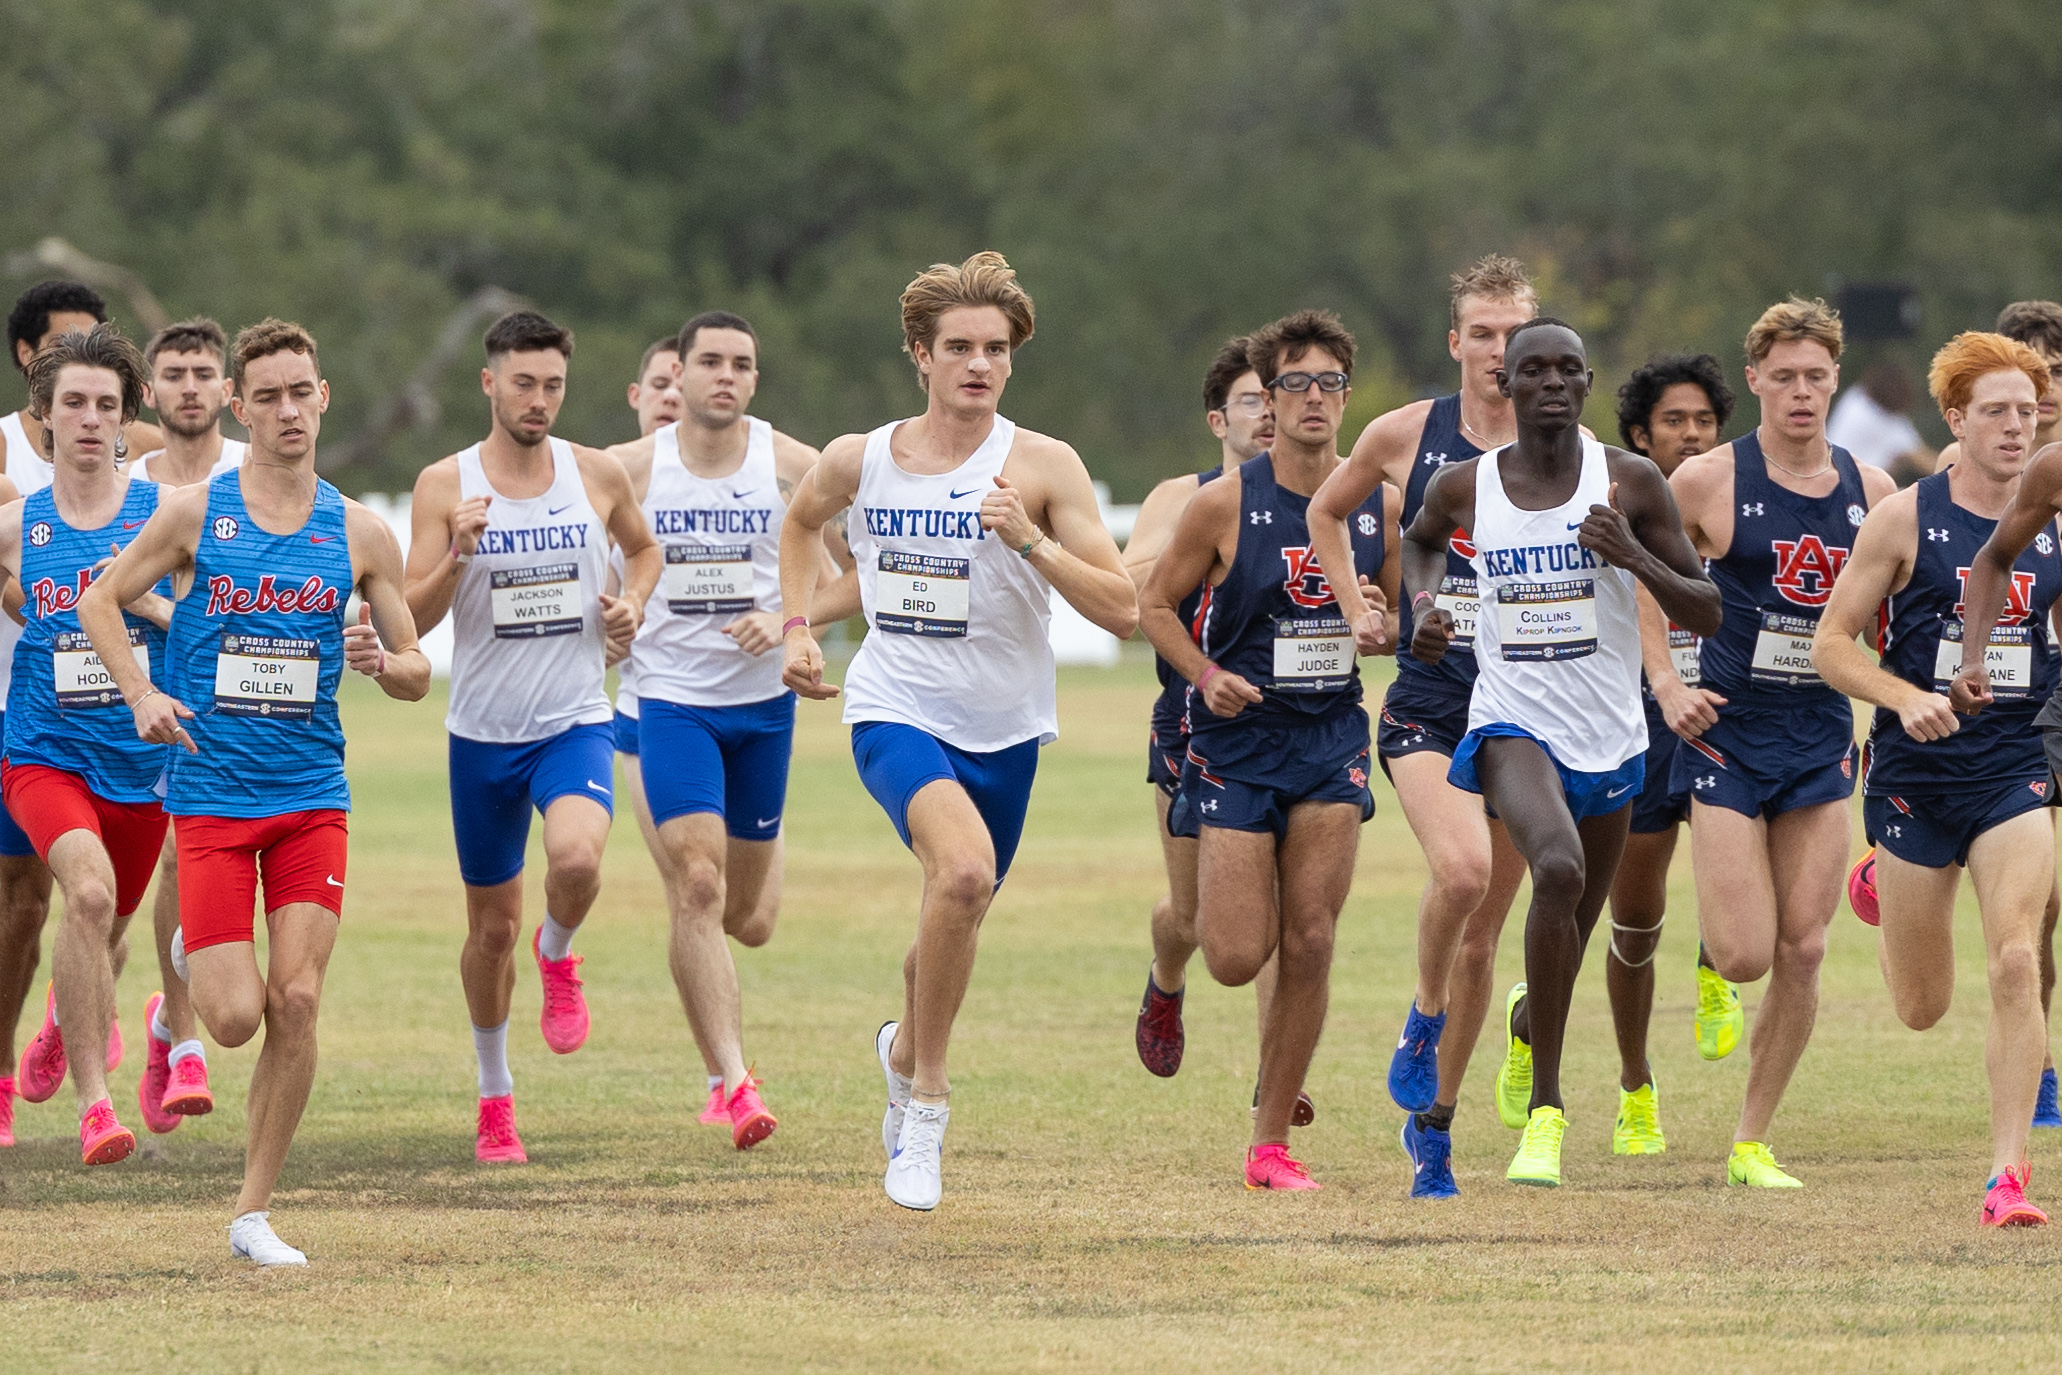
[1244,1143,1321,1191]
[697,1083,729,1125]
[1983,1165,2048,1227]
[105,1013,122,1073]
[476,1094,528,1163]
[17,983,66,1103]
[80,1097,135,1166]
[726,1076,777,1151]
[0,1075,15,1148]
[138,993,181,1135]
[163,1053,214,1118]
[532,927,590,1054]
[1848,849,1880,927]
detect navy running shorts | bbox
[1171,708,1375,839]
[850,720,1041,885]
[1146,726,1184,797]
[1864,779,2051,869]
[1374,675,1471,779]
[1629,707,1690,835]
[638,694,796,841]
[1669,702,1857,821]
[1447,723,1645,823]
[448,723,617,887]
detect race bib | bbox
[1496,580,1597,661]
[1271,615,1356,692]
[491,563,583,639]
[874,551,970,638]
[1434,574,1479,649]
[663,543,755,615]
[53,628,149,709]
[1934,621,2034,700]
[1668,625,1701,687]
[1750,611,1820,686]
[213,633,318,719]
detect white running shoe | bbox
[876,1021,911,1158]
[885,1099,948,1211]
[229,1211,307,1267]
[170,927,189,984]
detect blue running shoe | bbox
[1388,1003,1446,1113]
[2036,1067,2062,1129]
[1401,1114,1458,1199]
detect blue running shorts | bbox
[1448,723,1645,823]
[639,694,796,841]
[1669,701,1856,821]
[448,723,617,887]
[851,720,1040,884]
[612,709,640,757]
[1170,708,1375,839]
[1864,780,2050,869]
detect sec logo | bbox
[26,522,52,547]
[2039,533,2054,557]
[1846,504,1865,527]
[1357,513,1378,536]
[212,516,240,542]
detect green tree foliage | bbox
[2,0,2057,494]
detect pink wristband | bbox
[782,615,810,636]
[1198,664,1222,692]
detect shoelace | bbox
[543,959,585,1015]
[1527,1114,1565,1153]
[900,1112,944,1169]
[481,1104,517,1146]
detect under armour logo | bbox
[1925,528,1950,542]
[1249,511,1273,525]
[1693,775,1717,790]
[1741,503,1764,517]
[1424,452,1449,466]
[1883,823,1902,838]
[1201,798,1219,812]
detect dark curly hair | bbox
[8,280,108,374]
[1615,354,1735,454]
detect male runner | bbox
[611,309,843,1147]
[1145,309,1400,1191]
[1408,318,1720,1187]
[1307,255,1534,1196]
[1128,335,1309,1123]
[407,311,659,1164]
[607,337,683,463]
[779,251,1136,1210]
[0,281,162,1132]
[79,317,430,1265]
[1818,331,2055,1226]
[1666,298,1895,1188]
[129,317,245,1137]
[0,326,172,1165]
[1603,353,1738,1155]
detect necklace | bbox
[1459,407,1506,450]
[1762,440,1832,480]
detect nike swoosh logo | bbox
[548,504,573,515]
[325,875,344,888]
[309,535,337,544]
[1606,783,1634,798]
[585,780,611,795]
[755,816,780,829]
[1566,521,1585,530]
[891,1146,904,1160]
[732,489,755,499]
[948,487,981,500]
[122,520,144,529]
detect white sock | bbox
[537,915,576,962]
[169,1039,205,1067]
[473,1022,513,1099]
[150,1004,173,1044]
[707,1074,724,1094]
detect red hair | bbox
[1926,331,2050,417]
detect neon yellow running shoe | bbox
[1494,982,1532,1129]
[1613,1081,1666,1155]
[1694,963,1744,1061]
[1727,1140,1802,1188]
[1507,1105,1566,1187]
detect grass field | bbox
[2,657,2059,1373]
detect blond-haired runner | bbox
[780,252,1136,1210]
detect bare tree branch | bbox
[3,236,171,335]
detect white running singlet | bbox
[445,438,612,743]
[841,415,1058,752]
[629,418,787,707]
[0,410,54,706]
[1466,436,1645,773]
[131,439,246,484]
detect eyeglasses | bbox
[1267,371,1348,394]
[1218,395,1269,417]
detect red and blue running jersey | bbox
[1867,471,2062,792]
[4,480,168,801]
[165,470,351,818]
[1394,394,1485,694]
[1151,464,1224,742]
[1192,455,1384,735]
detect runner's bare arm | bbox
[991,435,1137,638]
[1348,399,1437,496]
[780,434,864,700]
[1401,460,1476,665]
[1140,475,1257,717]
[1580,454,1720,636]
[1860,464,1898,508]
[1814,489,1947,739]
[77,483,207,752]
[1368,481,1404,655]
[1123,474,1202,592]
[713,434,835,657]
[402,457,480,634]
[0,498,22,626]
[1952,441,2062,706]
[1637,581,1724,739]
[0,476,18,626]
[344,499,431,701]
[584,447,659,663]
[1666,444,1734,560]
[1308,461,1393,655]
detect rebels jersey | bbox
[165,470,351,818]
[1192,454,1384,735]
[1867,472,2062,792]
[4,480,168,801]
[1395,394,1485,695]
[1697,431,1870,708]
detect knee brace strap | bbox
[1609,918,1664,968]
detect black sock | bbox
[1416,1103,1455,1133]
[1697,942,1714,971]
[1510,993,1530,1045]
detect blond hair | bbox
[1449,254,1537,330]
[900,251,1035,386]
[1744,297,1843,366]
[231,317,321,387]
[1927,331,2051,417]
